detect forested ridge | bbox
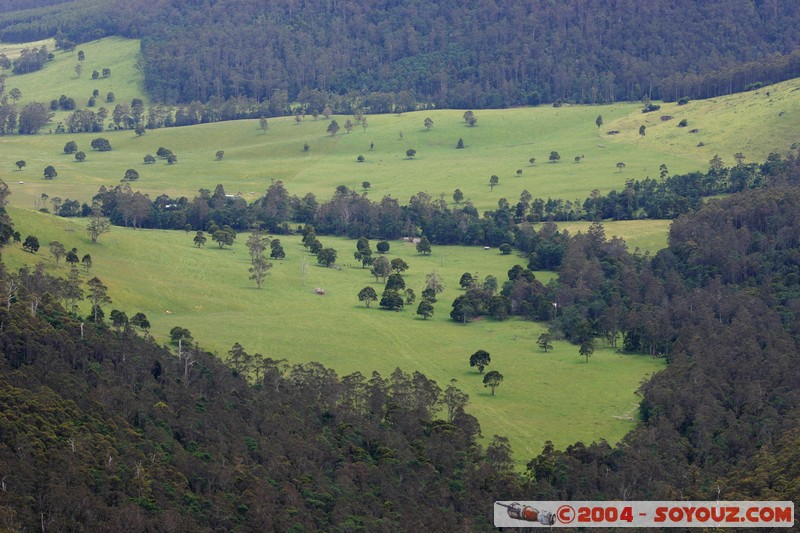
[1,1,800,109]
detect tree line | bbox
[58,151,797,260]
[2,0,799,109]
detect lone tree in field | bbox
[417,299,434,319]
[469,349,491,373]
[43,165,57,180]
[259,117,268,133]
[537,333,553,352]
[456,138,465,149]
[616,161,626,172]
[424,117,433,130]
[489,175,499,191]
[65,248,79,267]
[23,235,40,253]
[15,160,26,171]
[579,339,594,362]
[453,189,464,204]
[358,286,378,308]
[90,138,112,151]
[144,154,155,164]
[549,151,561,163]
[123,168,140,181]
[406,148,416,159]
[64,141,78,154]
[215,150,224,161]
[49,241,66,266]
[529,157,536,166]
[249,256,273,289]
[270,240,285,260]
[130,312,150,331]
[416,236,432,255]
[483,370,504,396]
[425,271,444,295]
[193,231,207,247]
[212,226,236,248]
[385,273,405,291]
[317,247,338,267]
[379,289,404,311]
[75,151,86,162]
[376,240,390,254]
[596,115,603,129]
[86,206,109,244]
[390,258,409,274]
[327,120,340,136]
[371,255,391,282]
[639,125,646,138]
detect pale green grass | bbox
[607,78,800,164]
[1,104,699,215]
[0,38,55,59]
[3,206,664,465]
[555,219,672,254]
[0,36,147,125]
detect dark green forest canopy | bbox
[2,0,799,107]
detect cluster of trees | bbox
[468,350,503,396]
[244,227,284,289]
[299,224,337,269]
[358,252,443,320]
[66,153,794,258]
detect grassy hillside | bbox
[0,36,147,123]
[2,206,663,464]
[0,41,792,218]
[3,36,798,465]
[607,82,800,164]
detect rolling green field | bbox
[2,206,663,465]
[2,36,798,465]
[0,37,797,217]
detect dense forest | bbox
[1,1,800,108]
[3,160,800,528]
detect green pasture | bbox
[555,219,672,255]
[3,35,798,464]
[2,206,664,465]
[607,79,800,164]
[0,43,788,217]
[0,36,148,124]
